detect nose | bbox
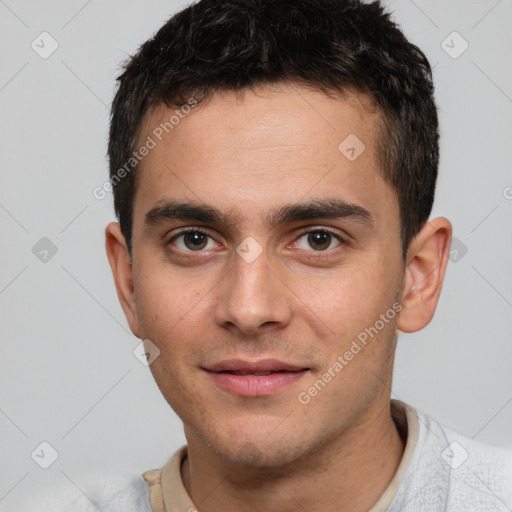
[213,246,293,335]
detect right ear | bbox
[105,222,141,338]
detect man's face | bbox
[129,84,405,466]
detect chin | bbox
[218,439,307,468]
[195,418,320,468]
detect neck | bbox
[181,400,405,512]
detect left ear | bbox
[397,217,452,333]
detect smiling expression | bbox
[115,83,411,466]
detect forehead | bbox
[140,84,381,160]
[132,84,397,230]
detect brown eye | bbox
[308,231,331,250]
[183,232,208,250]
[295,230,342,251]
[172,231,215,251]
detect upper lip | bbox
[205,359,308,373]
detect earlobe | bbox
[105,222,141,338]
[397,217,452,333]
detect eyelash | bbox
[166,227,346,256]
[294,227,345,248]
[167,228,216,255]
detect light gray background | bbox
[1,0,511,509]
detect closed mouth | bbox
[214,369,307,376]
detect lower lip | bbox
[206,370,308,397]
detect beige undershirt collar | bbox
[143,400,419,512]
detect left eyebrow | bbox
[266,199,373,228]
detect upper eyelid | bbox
[168,226,214,240]
[169,225,346,236]
[167,229,219,254]
[295,226,346,242]
[291,230,345,254]
[170,228,216,240]
[167,226,346,254]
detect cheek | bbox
[299,260,398,338]
[134,270,210,411]
[134,264,207,344]
[305,269,400,407]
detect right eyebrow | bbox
[144,201,227,228]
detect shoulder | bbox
[409,404,512,511]
[29,473,152,512]
[440,424,512,509]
